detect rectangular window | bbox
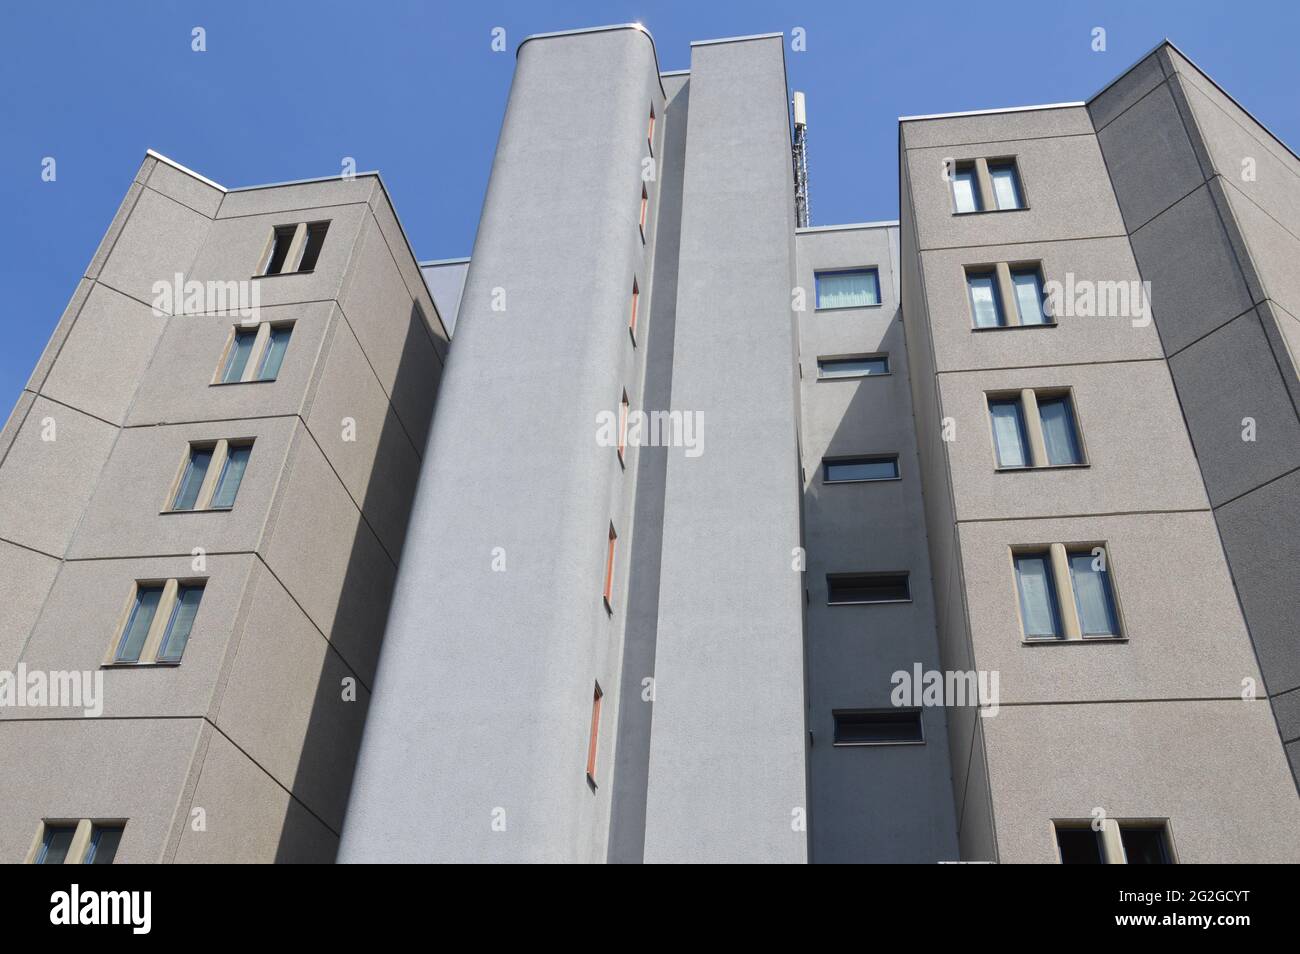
[35,825,77,864]
[115,584,163,663]
[988,161,1023,210]
[647,105,655,149]
[296,222,329,272]
[815,269,880,310]
[988,398,1030,468]
[1056,821,1173,864]
[639,184,649,235]
[85,825,124,865]
[172,445,214,511]
[823,455,899,483]
[263,225,297,275]
[617,391,629,463]
[833,709,923,745]
[157,583,204,663]
[220,328,257,383]
[951,162,982,213]
[1014,551,1062,639]
[603,524,617,610]
[817,354,890,379]
[586,682,603,784]
[967,271,1005,328]
[256,325,292,381]
[1011,267,1049,325]
[1037,395,1083,465]
[629,280,639,340]
[1068,550,1121,637]
[209,443,251,510]
[827,572,910,605]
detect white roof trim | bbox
[797,220,899,233]
[690,32,783,47]
[898,101,1085,122]
[145,149,227,192]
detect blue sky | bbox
[2,0,1298,417]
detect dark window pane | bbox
[296,222,329,272]
[210,444,251,510]
[834,709,923,744]
[158,585,203,663]
[1056,827,1104,864]
[824,456,899,483]
[38,825,76,864]
[116,585,163,663]
[1121,826,1171,864]
[818,355,889,378]
[827,573,910,604]
[264,225,296,275]
[221,329,257,383]
[173,447,213,511]
[256,325,292,380]
[87,826,124,864]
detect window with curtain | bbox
[1011,268,1049,325]
[210,444,251,510]
[256,325,292,381]
[116,584,164,663]
[989,398,1029,468]
[951,165,981,213]
[968,271,1004,328]
[989,162,1023,209]
[1014,552,1062,638]
[1068,551,1120,636]
[221,329,257,383]
[1038,395,1083,465]
[815,269,880,309]
[172,446,213,511]
[157,584,204,663]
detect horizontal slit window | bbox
[827,572,910,604]
[823,456,899,483]
[833,709,923,744]
[817,354,889,378]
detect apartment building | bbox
[0,155,449,862]
[4,24,1298,864]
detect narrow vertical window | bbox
[988,398,1030,468]
[989,161,1023,210]
[1120,826,1172,864]
[1011,268,1049,325]
[1055,827,1104,864]
[629,280,639,340]
[209,444,251,511]
[35,825,77,864]
[639,184,649,234]
[1068,551,1121,637]
[85,825,124,865]
[967,271,1004,328]
[603,523,617,609]
[586,682,604,784]
[1014,551,1062,639]
[951,163,981,213]
[116,584,164,663]
[172,446,214,511]
[256,325,292,381]
[618,391,629,463]
[1037,395,1082,465]
[296,222,329,272]
[157,584,204,663]
[263,225,297,276]
[647,105,655,148]
[220,328,257,383]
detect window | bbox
[603,523,617,610]
[639,184,649,237]
[1011,267,1049,325]
[214,322,294,384]
[817,354,890,379]
[647,105,655,151]
[1013,544,1121,641]
[617,391,629,464]
[30,821,125,864]
[950,161,982,214]
[260,221,330,276]
[967,271,1004,328]
[629,280,639,341]
[987,390,1084,469]
[1055,821,1173,864]
[988,161,1023,210]
[113,580,206,664]
[815,269,881,310]
[823,455,899,483]
[168,440,253,512]
[827,572,910,605]
[586,682,603,785]
[833,709,923,745]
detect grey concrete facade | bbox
[5,27,1298,864]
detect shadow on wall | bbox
[275,298,442,862]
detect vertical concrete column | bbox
[1020,389,1049,467]
[974,157,997,211]
[641,35,807,864]
[1049,543,1083,640]
[995,262,1020,326]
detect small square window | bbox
[1120,825,1172,864]
[827,572,910,605]
[833,709,923,745]
[815,269,880,310]
[823,455,899,483]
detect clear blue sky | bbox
[3,0,1297,418]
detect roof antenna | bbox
[792,91,811,228]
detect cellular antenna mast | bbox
[792,91,811,228]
